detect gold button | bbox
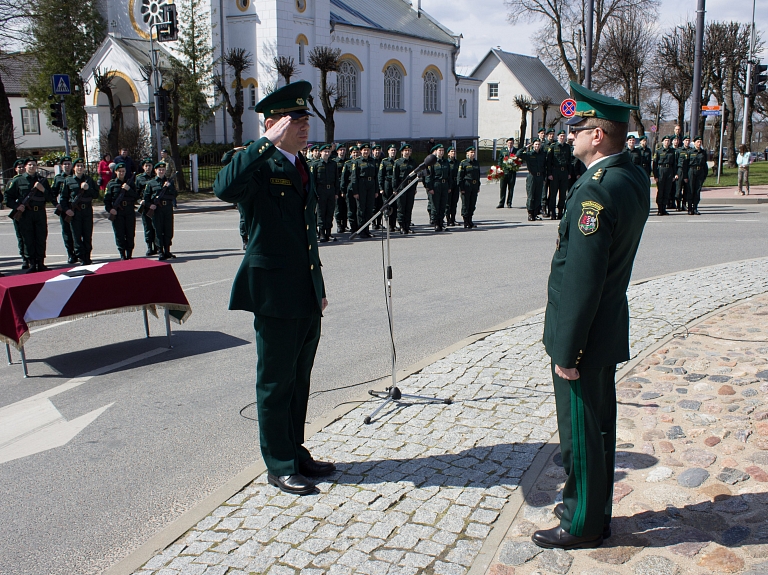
[310,264,314,270]
[281,192,285,196]
[306,225,309,230]
[309,245,312,250]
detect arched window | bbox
[337,60,359,109]
[424,70,439,112]
[384,65,402,110]
[296,35,308,65]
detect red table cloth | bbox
[0,260,191,349]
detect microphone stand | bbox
[351,172,452,425]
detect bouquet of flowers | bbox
[500,154,523,174]
[487,164,505,181]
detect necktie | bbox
[295,158,309,190]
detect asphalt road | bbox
[1,180,768,575]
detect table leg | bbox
[143,308,150,338]
[6,344,12,365]
[164,308,172,349]
[20,346,28,378]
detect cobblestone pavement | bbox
[492,294,768,575]
[133,258,768,575]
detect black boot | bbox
[37,259,49,272]
[126,249,133,260]
[21,258,30,270]
[26,260,38,273]
[165,243,176,259]
[528,211,535,221]
[67,252,77,264]
[158,248,169,261]
[118,249,126,260]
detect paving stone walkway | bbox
[133,258,768,575]
[492,292,768,575]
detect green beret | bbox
[430,144,444,152]
[557,130,566,136]
[244,140,255,147]
[399,143,411,151]
[639,135,647,141]
[388,144,397,150]
[360,142,370,149]
[546,129,555,134]
[141,157,154,165]
[372,144,381,150]
[114,162,126,170]
[446,146,454,152]
[319,144,331,151]
[23,156,37,165]
[72,158,85,165]
[683,134,690,140]
[693,135,702,142]
[254,80,314,119]
[531,138,541,144]
[59,155,72,164]
[626,134,636,141]
[154,161,167,169]
[538,128,546,133]
[565,81,639,125]
[13,159,24,168]
[337,142,348,149]
[465,146,475,152]
[662,134,671,141]
[506,137,515,141]
[348,145,359,152]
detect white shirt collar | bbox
[278,148,296,165]
[587,152,623,170]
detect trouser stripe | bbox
[570,379,588,536]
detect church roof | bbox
[330,0,458,46]
[0,53,40,96]
[472,49,569,103]
[108,36,173,69]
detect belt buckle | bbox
[367,177,372,181]
[472,180,477,184]
[162,201,167,206]
[122,201,127,206]
[33,205,39,211]
[80,204,86,209]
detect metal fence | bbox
[179,152,221,192]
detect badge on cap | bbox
[578,200,603,236]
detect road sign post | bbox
[52,74,71,95]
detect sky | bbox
[419,0,768,74]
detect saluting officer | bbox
[446,146,461,227]
[394,143,417,234]
[144,161,177,260]
[7,159,28,269]
[342,146,359,233]
[674,135,691,211]
[51,156,77,264]
[311,144,339,242]
[687,136,708,215]
[350,142,377,238]
[638,135,652,177]
[546,130,572,219]
[378,144,398,232]
[517,139,547,221]
[61,158,98,266]
[135,159,158,255]
[104,162,138,259]
[213,80,331,496]
[425,143,451,232]
[5,157,53,272]
[332,144,348,233]
[533,82,649,551]
[497,137,518,208]
[652,135,676,216]
[458,146,481,229]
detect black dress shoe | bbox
[553,503,611,538]
[532,526,603,550]
[496,204,504,209]
[267,473,316,495]
[299,458,336,477]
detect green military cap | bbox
[372,144,382,150]
[23,156,37,165]
[557,130,566,136]
[693,135,702,142]
[465,146,475,152]
[337,142,348,149]
[254,80,314,119]
[13,159,24,168]
[359,142,371,149]
[565,81,639,124]
[388,144,397,150]
[141,157,154,165]
[546,128,555,134]
[538,128,546,133]
[59,155,72,164]
[114,162,126,170]
[446,146,455,152]
[662,134,671,141]
[430,143,444,152]
[399,143,411,151]
[626,134,636,141]
[154,161,167,169]
[319,144,332,151]
[683,134,691,140]
[244,140,255,147]
[72,157,85,165]
[639,135,647,141]
[348,145,359,152]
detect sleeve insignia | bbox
[591,168,604,181]
[270,178,292,186]
[578,200,603,236]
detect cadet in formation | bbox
[104,161,138,259]
[6,160,28,269]
[333,144,348,233]
[61,158,98,265]
[378,144,398,231]
[687,136,708,215]
[517,139,547,221]
[652,135,676,216]
[371,144,384,229]
[394,144,417,234]
[143,161,177,260]
[546,130,572,219]
[424,143,451,232]
[625,135,642,168]
[310,144,339,242]
[51,156,77,264]
[446,146,461,227]
[674,135,691,212]
[135,159,158,255]
[341,146,359,233]
[458,146,481,229]
[350,142,377,238]
[638,135,652,176]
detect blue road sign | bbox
[52,74,71,95]
[701,110,721,116]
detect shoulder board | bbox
[591,168,605,182]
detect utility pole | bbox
[149,5,178,160]
[584,0,594,89]
[741,0,757,147]
[689,0,706,140]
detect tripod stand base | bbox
[363,386,452,424]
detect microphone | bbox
[408,153,437,178]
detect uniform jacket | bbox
[517,148,547,176]
[310,159,339,197]
[447,158,460,188]
[332,156,346,197]
[652,146,677,179]
[543,152,650,369]
[350,156,377,194]
[378,157,396,191]
[639,146,652,175]
[5,172,53,209]
[675,147,690,175]
[104,177,138,211]
[496,147,518,163]
[547,142,573,178]
[457,159,481,191]
[688,148,708,180]
[393,157,416,189]
[425,157,452,190]
[51,172,72,208]
[213,137,325,318]
[340,159,356,195]
[625,146,643,167]
[144,176,178,203]
[60,174,98,209]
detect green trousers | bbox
[18,206,47,261]
[552,362,617,537]
[13,217,26,259]
[152,205,174,247]
[71,207,93,261]
[111,208,136,251]
[356,183,376,232]
[142,212,157,248]
[431,184,449,225]
[254,313,321,475]
[656,168,675,211]
[317,191,336,232]
[460,186,479,218]
[59,214,74,257]
[526,174,544,214]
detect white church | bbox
[81,0,480,156]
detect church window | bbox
[424,70,439,112]
[384,65,402,110]
[299,42,305,65]
[249,85,257,108]
[488,83,499,99]
[337,60,359,109]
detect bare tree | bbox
[273,55,297,86]
[514,95,535,143]
[655,23,695,131]
[213,47,253,146]
[538,96,553,130]
[307,46,344,143]
[92,68,122,155]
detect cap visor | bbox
[286,110,314,119]
[565,116,585,126]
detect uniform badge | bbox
[592,168,603,181]
[578,200,603,236]
[296,98,305,105]
[270,178,292,186]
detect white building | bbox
[471,49,569,144]
[81,0,480,158]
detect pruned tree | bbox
[92,68,122,155]
[514,95,535,143]
[307,46,344,143]
[273,55,297,86]
[538,96,553,130]
[547,112,563,129]
[213,47,253,147]
[654,23,695,131]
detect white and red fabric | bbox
[0,260,191,349]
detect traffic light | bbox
[156,89,170,125]
[158,4,178,42]
[50,100,64,129]
[751,61,767,97]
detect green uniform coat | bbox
[61,173,99,263]
[350,156,377,232]
[378,156,397,229]
[310,159,339,232]
[105,176,138,253]
[546,142,573,215]
[135,172,157,250]
[457,158,481,221]
[332,155,347,229]
[5,173,53,262]
[144,176,177,249]
[394,157,417,230]
[425,157,451,226]
[517,147,547,214]
[52,171,75,258]
[687,148,708,212]
[652,145,676,213]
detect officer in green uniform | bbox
[425,144,451,232]
[496,137,518,208]
[310,144,339,242]
[7,160,28,269]
[371,144,384,229]
[546,130,573,219]
[539,128,551,216]
[458,146,481,229]
[61,158,98,265]
[333,144,348,233]
[674,135,691,212]
[533,82,649,551]
[52,156,77,264]
[104,162,138,259]
[687,136,708,215]
[517,139,547,221]
[135,159,158,255]
[625,135,642,167]
[652,135,676,216]
[5,157,53,272]
[342,146,359,233]
[350,143,377,238]
[394,143,417,234]
[378,144,398,231]
[446,146,461,226]
[213,80,332,496]
[144,162,177,260]
[638,135,652,177]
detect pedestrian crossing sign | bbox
[52,74,71,95]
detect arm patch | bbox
[578,200,603,236]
